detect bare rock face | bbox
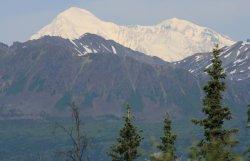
[0,34,201,120]
[175,40,250,116]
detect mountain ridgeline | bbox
[1,7,250,161]
[0,34,201,120]
[31,7,234,62]
[175,40,250,116]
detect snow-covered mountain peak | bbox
[62,7,96,17]
[31,7,235,62]
[159,17,200,28]
[31,7,118,41]
[55,7,104,26]
[158,17,206,36]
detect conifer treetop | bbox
[191,45,238,161]
[109,104,143,161]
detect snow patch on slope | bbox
[111,46,117,54]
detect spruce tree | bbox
[247,105,250,128]
[247,105,250,161]
[109,104,143,161]
[156,113,177,161]
[191,44,238,161]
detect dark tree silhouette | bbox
[109,104,143,161]
[156,113,176,161]
[56,102,89,161]
[191,45,238,161]
[247,105,250,161]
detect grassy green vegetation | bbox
[81,92,98,108]
[6,76,27,95]
[126,91,143,112]
[28,77,46,92]
[54,92,72,110]
[0,117,248,161]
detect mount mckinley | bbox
[31,7,234,62]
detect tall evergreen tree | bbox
[247,105,250,161]
[191,44,238,161]
[156,113,177,161]
[247,105,250,128]
[109,104,143,161]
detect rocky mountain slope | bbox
[31,7,234,62]
[175,40,250,81]
[175,40,250,116]
[0,34,201,120]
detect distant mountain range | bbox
[175,40,250,82]
[31,7,234,62]
[1,7,249,120]
[0,34,202,120]
[175,40,250,117]
[1,7,249,161]
[0,33,249,121]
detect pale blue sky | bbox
[1,0,249,44]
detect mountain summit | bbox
[31,7,117,41]
[31,7,235,62]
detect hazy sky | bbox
[1,0,249,44]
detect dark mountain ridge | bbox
[0,34,201,120]
[175,41,250,117]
